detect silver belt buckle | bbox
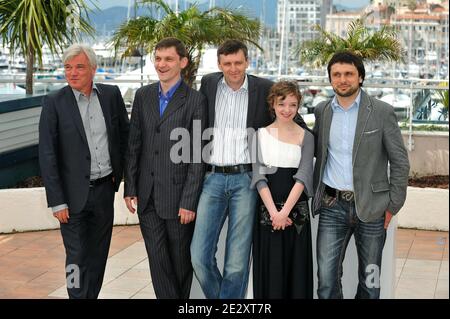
[340,191,354,202]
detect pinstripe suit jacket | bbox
[124,81,207,218]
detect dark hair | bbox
[217,39,248,61]
[155,37,188,59]
[327,51,365,86]
[267,81,302,120]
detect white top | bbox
[258,127,302,169]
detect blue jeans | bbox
[316,194,386,299]
[190,172,257,299]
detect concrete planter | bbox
[402,131,449,177]
[1,185,447,233]
[0,182,138,234]
[398,186,449,231]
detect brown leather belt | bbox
[325,185,355,202]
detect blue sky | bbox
[95,0,370,9]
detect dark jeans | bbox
[60,178,114,299]
[316,193,386,299]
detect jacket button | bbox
[85,175,89,179]
[151,172,154,177]
[155,150,159,155]
[156,128,160,133]
[86,156,90,160]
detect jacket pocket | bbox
[363,128,380,135]
[371,181,390,192]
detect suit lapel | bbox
[246,75,257,128]
[313,101,332,212]
[147,84,160,121]
[208,75,220,127]
[322,102,333,159]
[65,87,88,145]
[352,90,373,163]
[158,82,187,125]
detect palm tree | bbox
[406,0,418,12]
[296,15,405,67]
[0,0,95,94]
[111,0,261,87]
[436,82,449,121]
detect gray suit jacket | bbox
[312,89,410,222]
[124,81,207,218]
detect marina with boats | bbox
[0,0,448,189]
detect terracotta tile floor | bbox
[0,226,448,299]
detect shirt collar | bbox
[159,78,183,99]
[220,74,248,92]
[331,89,362,111]
[71,83,99,101]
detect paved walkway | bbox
[0,226,448,299]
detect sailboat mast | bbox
[127,0,132,21]
[278,0,288,76]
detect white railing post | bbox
[408,81,414,152]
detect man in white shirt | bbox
[190,40,275,299]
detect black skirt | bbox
[253,167,313,299]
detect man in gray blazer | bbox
[124,38,206,299]
[39,44,129,298]
[312,51,410,299]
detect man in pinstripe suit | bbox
[124,38,207,299]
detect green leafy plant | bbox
[400,122,449,132]
[0,0,95,94]
[435,82,449,121]
[296,14,405,67]
[111,0,261,87]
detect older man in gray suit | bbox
[39,44,129,298]
[312,51,410,299]
[124,38,206,299]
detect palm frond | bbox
[109,2,262,86]
[0,0,94,93]
[295,16,404,67]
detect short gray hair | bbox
[63,43,97,67]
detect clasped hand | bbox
[270,208,293,231]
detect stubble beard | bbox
[333,84,360,98]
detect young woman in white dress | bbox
[251,81,314,298]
